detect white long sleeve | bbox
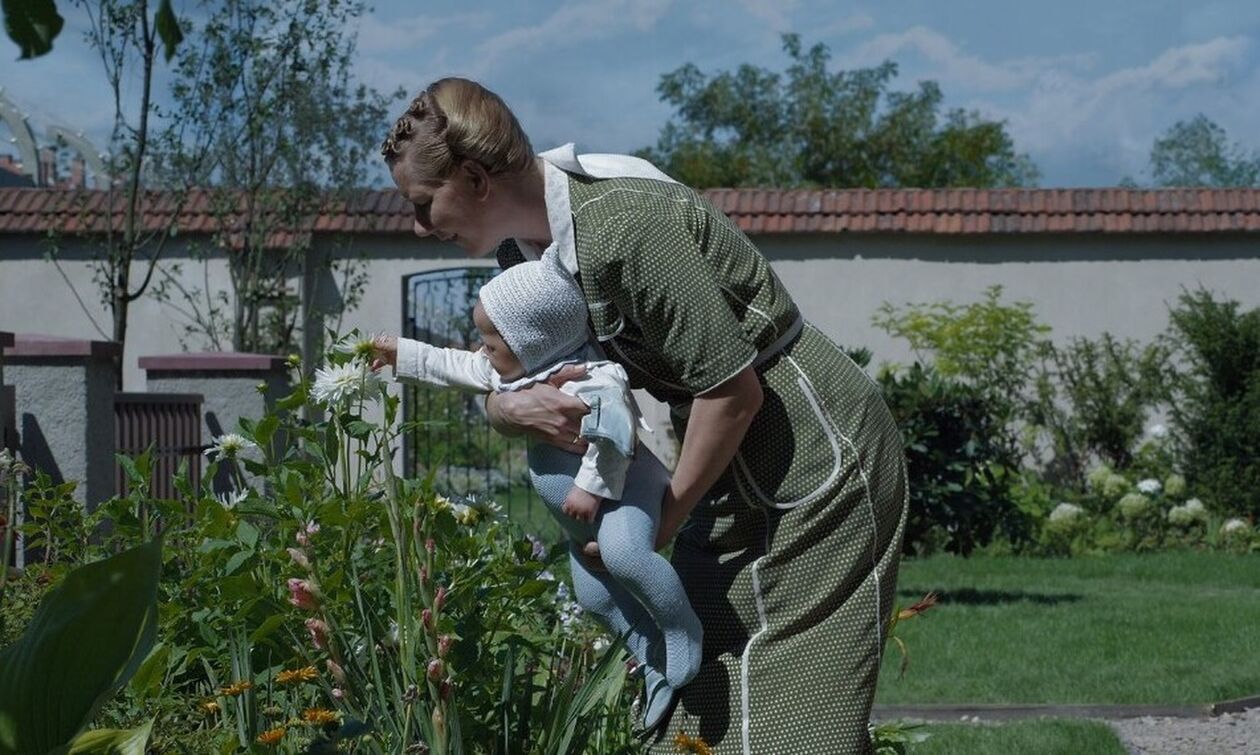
[392,337,499,393]
[573,437,630,500]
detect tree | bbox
[637,34,1039,189]
[59,0,188,387]
[152,0,399,356]
[4,0,180,60]
[1149,114,1260,187]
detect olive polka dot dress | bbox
[501,174,909,754]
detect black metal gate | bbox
[402,267,554,536]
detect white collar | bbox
[515,143,678,276]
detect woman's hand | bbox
[370,334,398,371]
[485,364,591,451]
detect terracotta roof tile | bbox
[4,187,1260,238]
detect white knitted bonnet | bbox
[478,249,589,374]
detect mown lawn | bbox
[875,551,1260,705]
[911,720,1127,754]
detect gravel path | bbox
[1108,708,1260,754]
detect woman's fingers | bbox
[580,540,605,572]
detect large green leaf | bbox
[64,720,153,755]
[2,0,64,59]
[153,0,182,62]
[0,540,162,755]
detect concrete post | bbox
[139,353,291,493]
[0,331,13,454]
[3,334,121,510]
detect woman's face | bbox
[391,159,499,257]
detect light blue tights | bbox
[528,441,703,694]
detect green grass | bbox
[876,551,1260,705]
[909,719,1127,754]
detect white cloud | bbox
[737,0,799,32]
[843,25,1096,91]
[472,0,672,73]
[818,12,875,37]
[356,12,492,54]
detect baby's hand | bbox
[562,486,602,524]
[370,335,398,371]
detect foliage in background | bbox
[638,34,1039,189]
[1162,288,1260,521]
[151,0,399,356]
[1148,114,1260,188]
[878,363,1025,556]
[1029,334,1168,488]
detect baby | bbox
[374,249,701,729]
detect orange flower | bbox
[674,732,713,755]
[276,665,319,685]
[302,707,340,725]
[257,727,286,746]
[198,700,220,715]
[896,592,940,621]
[217,680,253,697]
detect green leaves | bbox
[153,0,181,62]
[641,33,1038,189]
[2,0,64,59]
[65,720,153,755]
[0,539,161,755]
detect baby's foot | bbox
[641,666,676,732]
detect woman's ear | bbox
[462,160,492,200]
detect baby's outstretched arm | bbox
[371,334,498,392]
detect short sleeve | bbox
[593,211,757,395]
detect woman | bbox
[379,77,908,753]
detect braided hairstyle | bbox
[381,78,534,182]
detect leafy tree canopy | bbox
[1149,114,1260,187]
[636,34,1039,189]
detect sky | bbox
[2,0,1260,187]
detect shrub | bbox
[1029,334,1167,487]
[877,363,1027,556]
[1163,288,1260,520]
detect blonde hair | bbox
[381,78,534,181]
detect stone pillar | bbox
[3,334,121,510]
[0,331,13,453]
[139,353,291,493]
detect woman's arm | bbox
[656,364,763,548]
[484,367,592,450]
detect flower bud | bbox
[287,547,312,571]
[326,659,346,686]
[426,658,444,682]
[287,578,320,610]
[439,679,452,701]
[425,537,436,555]
[437,634,453,658]
[419,566,429,586]
[431,706,446,737]
[305,618,329,650]
[330,687,344,700]
[422,608,434,631]
[434,586,447,613]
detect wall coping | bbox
[3,333,122,360]
[0,332,12,349]
[139,352,288,372]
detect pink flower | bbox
[426,658,444,682]
[287,578,320,610]
[425,538,436,555]
[422,608,434,631]
[434,586,447,613]
[331,687,344,700]
[287,548,312,571]
[295,521,321,546]
[437,634,453,658]
[305,618,329,650]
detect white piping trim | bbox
[740,509,771,755]
[835,410,885,664]
[572,186,691,217]
[733,356,843,510]
[720,285,780,337]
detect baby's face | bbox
[473,300,525,380]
